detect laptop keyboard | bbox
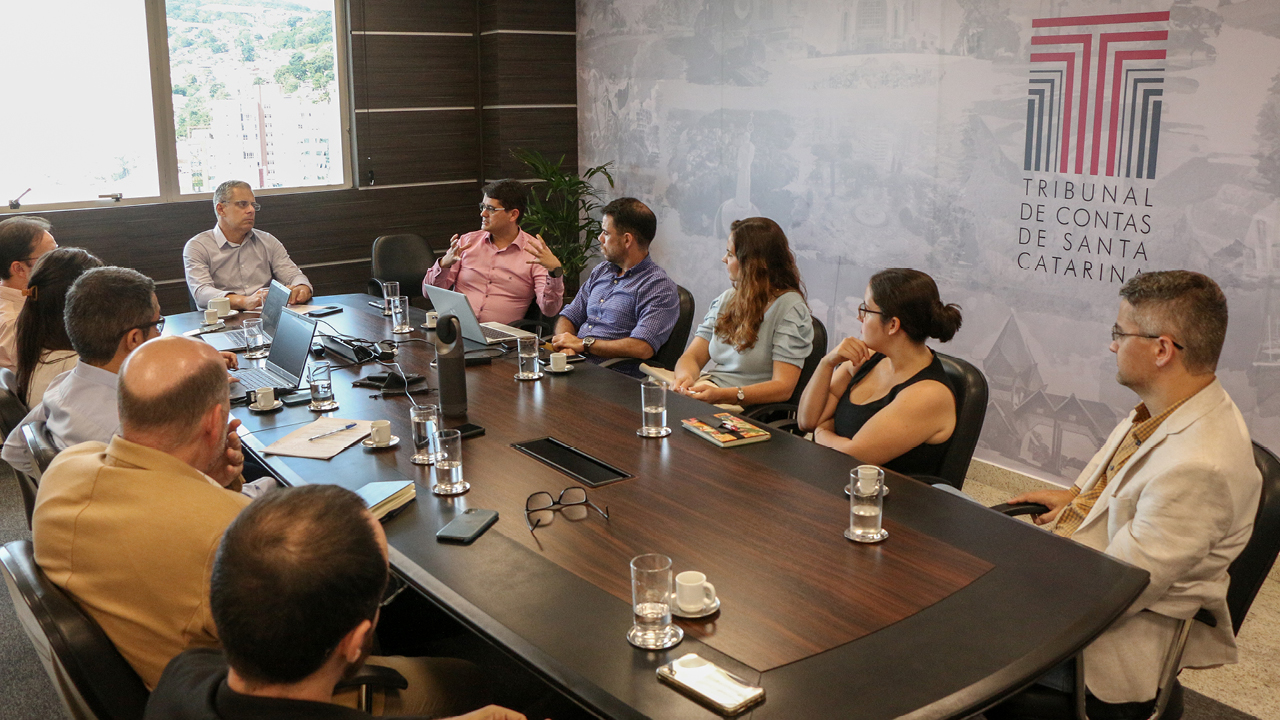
[233,368,289,390]
[219,329,247,345]
[480,325,518,342]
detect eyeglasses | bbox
[479,203,509,214]
[229,200,261,211]
[1111,326,1184,350]
[525,487,609,534]
[127,317,165,337]
[857,303,884,321]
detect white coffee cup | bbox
[209,296,232,317]
[370,420,392,446]
[204,309,220,326]
[675,571,716,612]
[425,310,439,329]
[253,386,274,410]
[549,352,568,372]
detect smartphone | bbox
[306,306,343,317]
[657,654,765,715]
[436,509,498,544]
[454,422,485,439]
[538,348,587,364]
[281,393,313,407]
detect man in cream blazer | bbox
[998,270,1262,715]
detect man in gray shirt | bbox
[183,180,312,310]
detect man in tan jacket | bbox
[992,271,1263,719]
[32,336,250,688]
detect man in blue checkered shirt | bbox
[552,198,679,374]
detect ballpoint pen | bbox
[307,422,358,441]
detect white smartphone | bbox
[656,654,764,715]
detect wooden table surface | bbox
[169,295,1149,720]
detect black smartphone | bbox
[455,422,485,439]
[537,348,587,364]
[436,509,498,544]
[281,393,313,407]
[306,306,343,317]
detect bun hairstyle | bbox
[867,268,962,344]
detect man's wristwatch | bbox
[548,266,564,279]
[582,337,596,355]
[735,387,745,402]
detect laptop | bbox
[229,308,317,392]
[203,280,291,353]
[423,285,535,350]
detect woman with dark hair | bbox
[14,247,104,404]
[797,268,963,474]
[659,217,813,407]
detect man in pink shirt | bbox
[423,180,564,325]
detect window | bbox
[1,0,349,211]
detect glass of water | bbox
[380,280,399,316]
[409,404,442,466]
[432,428,469,496]
[242,318,269,359]
[390,295,412,334]
[845,465,888,543]
[514,335,542,380]
[637,379,671,437]
[308,361,338,411]
[626,553,683,650]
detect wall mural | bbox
[577,0,1280,485]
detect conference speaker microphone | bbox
[434,314,468,418]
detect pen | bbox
[307,422,357,442]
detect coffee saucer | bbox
[248,400,283,413]
[218,310,240,319]
[669,594,721,619]
[362,436,400,449]
[845,483,889,497]
[545,364,574,374]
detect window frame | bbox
[13,0,353,213]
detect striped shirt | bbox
[1053,397,1190,537]
[560,256,679,355]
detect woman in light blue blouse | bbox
[668,217,813,407]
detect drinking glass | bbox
[243,318,269,359]
[514,335,542,380]
[845,465,888,543]
[432,428,469,496]
[409,404,442,466]
[391,295,411,334]
[637,380,671,437]
[308,361,338,411]
[626,554,683,650]
[380,280,399,316]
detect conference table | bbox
[169,294,1149,719]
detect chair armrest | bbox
[990,502,1051,517]
[597,356,639,369]
[334,664,409,692]
[510,318,554,341]
[741,403,798,421]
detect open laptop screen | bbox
[265,309,317,384]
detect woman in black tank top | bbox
[796,269,963,475]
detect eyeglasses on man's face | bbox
[229,200,261,212]
[1110,325,1184,351]
[479,203,509,214]
[128,317,165,338]
[857,303,884,322]
[525,487,609,534]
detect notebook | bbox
[203,280,291,353]
[681,413,772,448]
[356,480,417,521]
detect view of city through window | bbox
[167,0,343,194]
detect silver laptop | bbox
[204,280,291,353]
[423,285,534,349]
[230,309,317,392]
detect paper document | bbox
[262,418,372,460]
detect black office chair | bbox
[22,420,58,481]
[0,367,29,437]
[742,317,828,429]
[368,234,436,309]
[1,539,151,720]
[988,442,1280,720]
[511,300,556,340]
[600,285,696,372]
[926,352,989,490]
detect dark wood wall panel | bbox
[483,107,578,179]
[479,0,575,32]
[479,34,576,107]
[352,35,478,109]
[355,110,479,187]
[351,0,476,33]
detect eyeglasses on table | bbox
[525,487,609,534]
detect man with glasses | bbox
[990,271,1262,720]
[1,267,237,475]
[0,216,59,371]
[183,180,312,310]
[423,179,564,325]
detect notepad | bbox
[261,418,372,459]
[681,413,771,448]
[356,480,416,521]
